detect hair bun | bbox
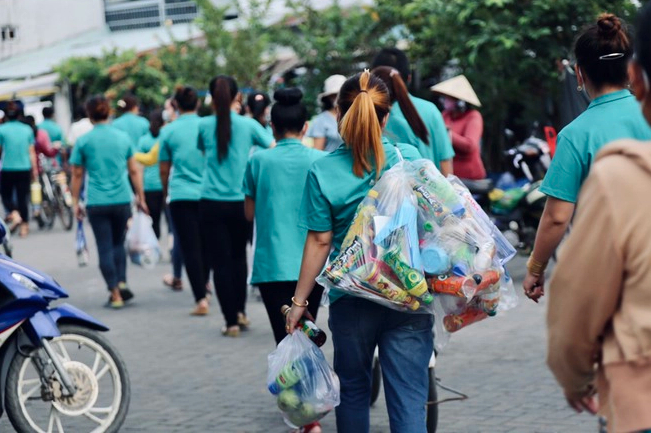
[274,88,303,106]
[597,13,622,39]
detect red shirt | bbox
[443,109,486,180]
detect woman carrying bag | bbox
[286,70,428,433]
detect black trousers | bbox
[1,170,30,222]
[144,190,164,239]
[258,281,324,345]
[169,201,207,303]
[200,199,249,327]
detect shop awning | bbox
[0,73,59,101]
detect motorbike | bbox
[0,223,130,432]
[461,128,552,255]
[35,155,74,232]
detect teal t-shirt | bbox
[540,90,651,203]
[69,124,134,207]
[38,119,63,143]
[159,113,204,202]
[198,112,274,201]
[0,121,35,171]
[137,132,163,192]
[298,138,422,303]
[390,97,454,169]
[112,113,150,146]
[384,112,425,150]
[243,138,325,284]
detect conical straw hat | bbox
[430,75,481,107]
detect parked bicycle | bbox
[35,156,74,231]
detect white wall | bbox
[0,0,105,60]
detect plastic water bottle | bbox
[76,248,89,267]
[281,305,327,347]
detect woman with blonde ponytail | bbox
[285,71,431,433]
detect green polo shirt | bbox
[540,90,651,203]
[112,113,150,146]
[38,119,64,143]
[159,113,204,202]
[69,124,134,207]
[390,97,454,169]
[0,120,35,171]
[198,112,274,201]
[137,132,163,192]
[299,138,422,303]
[243,138,325,284]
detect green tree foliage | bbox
[271,0,399,112]
[194,0,273,89]
[376,0,640,168]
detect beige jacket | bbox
[547,140,651,433]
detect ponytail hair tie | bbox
[359,90,368,93]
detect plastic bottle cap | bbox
[268,382,281,395]
[421,246,450,275]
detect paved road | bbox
[0,223,598,432]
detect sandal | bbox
[190,300,209,316]
[163,274,183,291]
[118,283,135,302]
[19,223,29,238]
[7,212,22,234]
[237,312,251,330]
[221,325,240,338]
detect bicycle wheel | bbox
[426,367,438,433]
[369,355,382,406]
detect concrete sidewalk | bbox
[0,225,596,432]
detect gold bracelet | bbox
[291,296,309,307]
[527,256,547,276]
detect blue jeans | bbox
[329,297,433,433]
[87,204,131,291]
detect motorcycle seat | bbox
[460,178,494,195]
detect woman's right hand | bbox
[523,271,545,303]
[74,203,85,221]
[285,305,307,334]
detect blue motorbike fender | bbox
[26,304,108,342]
[48,304,109,332]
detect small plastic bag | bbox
[267,331,340,428]
[125,211,160,269]
[75,220,89,267]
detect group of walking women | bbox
[62,7,651,431]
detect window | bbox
[104,0,199,32]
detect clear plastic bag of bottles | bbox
[267,331,340,428]
[316,159,518,334]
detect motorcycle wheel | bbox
[426,367,438,433]
[55,189,74,231]
[5,324,130,433]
